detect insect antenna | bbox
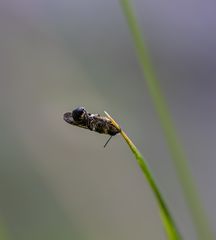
[103,135,113,148]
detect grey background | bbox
[0,0,215,239]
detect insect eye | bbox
[72,107,86,122]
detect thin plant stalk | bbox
[105,111,181,240]
[119,0,214,239]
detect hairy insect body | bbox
[88,115,119,135]
[63,107,120,136]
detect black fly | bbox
[63,107,120,147]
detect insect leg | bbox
[103,135,113,148]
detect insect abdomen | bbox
[88,117,119,136]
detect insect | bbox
[63,107,120,147]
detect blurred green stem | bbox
[120,0,214,239]
[0,221,9,240]
[105,111,181,240]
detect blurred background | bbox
[0,0,216,239]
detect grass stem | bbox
[105,111,181,240]
[119,0,215,239]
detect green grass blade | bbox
[119,0,215,239]
[0,221,9,240]
[105,111,181,240]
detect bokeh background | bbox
[0,0,215,239]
